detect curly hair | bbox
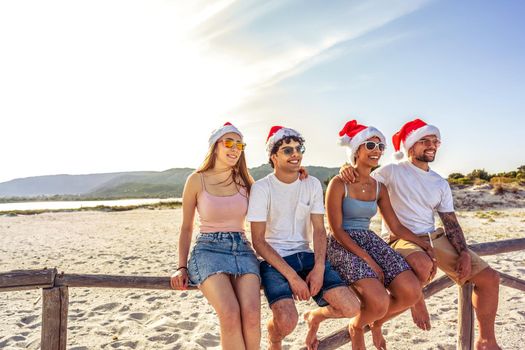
[268,135,305,168]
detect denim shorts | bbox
[260,252,347,307]
[187,232,261,286]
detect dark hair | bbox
[268,136,305,168]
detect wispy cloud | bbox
[193,0,433,96]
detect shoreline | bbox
[0,200,182,216]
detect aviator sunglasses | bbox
[221,138,246,151]
[361,141,386,152]
[416,138,441,148]
[279,145,306,156]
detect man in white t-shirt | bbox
[248,126,360,350]
[343,118,501,350]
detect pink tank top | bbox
[197,174,248,233]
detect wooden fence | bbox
[1,238,524,350]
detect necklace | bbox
[359,180,372,193]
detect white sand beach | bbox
[1,188,524,349]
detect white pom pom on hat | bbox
[338,120,386,166]
[208,122,243,148]
[392,118,440,161]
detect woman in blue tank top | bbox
[325,120,435,350]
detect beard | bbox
[415,152,435,163]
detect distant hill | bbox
[0,166,339,200]
[0,172,147,197]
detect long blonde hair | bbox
[197,141,252,195]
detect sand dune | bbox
[0,190,524,349]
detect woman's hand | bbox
[170,268,189,290]
[364,256,385,284]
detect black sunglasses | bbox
[361,141,386,152]
[279,145,306,156]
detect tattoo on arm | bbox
[438,212,468,253]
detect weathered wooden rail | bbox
[1,238,524,350]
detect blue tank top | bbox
[342,180,380,231]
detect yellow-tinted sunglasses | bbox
[221,138,246,151]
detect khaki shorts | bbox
[390,228,489,285]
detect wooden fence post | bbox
[41,286,68,350]
[457,283,474,350]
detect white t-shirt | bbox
[247,173,325,257]
[372,161,454,235]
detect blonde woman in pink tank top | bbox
[170,122,261,350]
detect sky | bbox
[1,0,524,183]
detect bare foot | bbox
[410,298,431,330]
[349,324,366,350]
[268,339,282,350]
[267,320,283,350]
[475,338,502,350]
[303,311,320,350]
[370,322,387,350]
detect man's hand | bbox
[299,166,309,180]
[456,251,472,280]
[289,274,311,301]
[419,242,438,282]
[339,164,359,183]
[305,264,325,297]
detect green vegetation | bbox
[474,210,506,222]
[0,200,182,216]
[448,165,525,188]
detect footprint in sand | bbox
[93,302,120,312]
[109,340,138,348]
[20,315,38,325]
[196,332,220,348]
[0,335,26,348]
[128,312,148,320]
[410,337,425,344]
[148,333,180,344]
[122,256,139,260]
[146,296,166,302]
[175,320,198,330]
[28,321,41,329]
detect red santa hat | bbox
[208,122,243,148]
[266,125,302,157]
[338,120,386,166]
[392,118,440,160]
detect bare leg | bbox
[404,252,434,330]
[231,274,261,350]
[267,299,298,350]
[199,273,246,350]
[303,286,360,350]
[371,270,422,349]
[350,279,389,350]
[469,267,501,350]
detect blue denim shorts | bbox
[188,232,260,286]
[260,252,346,307]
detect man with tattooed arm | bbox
[341,118,501,350]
